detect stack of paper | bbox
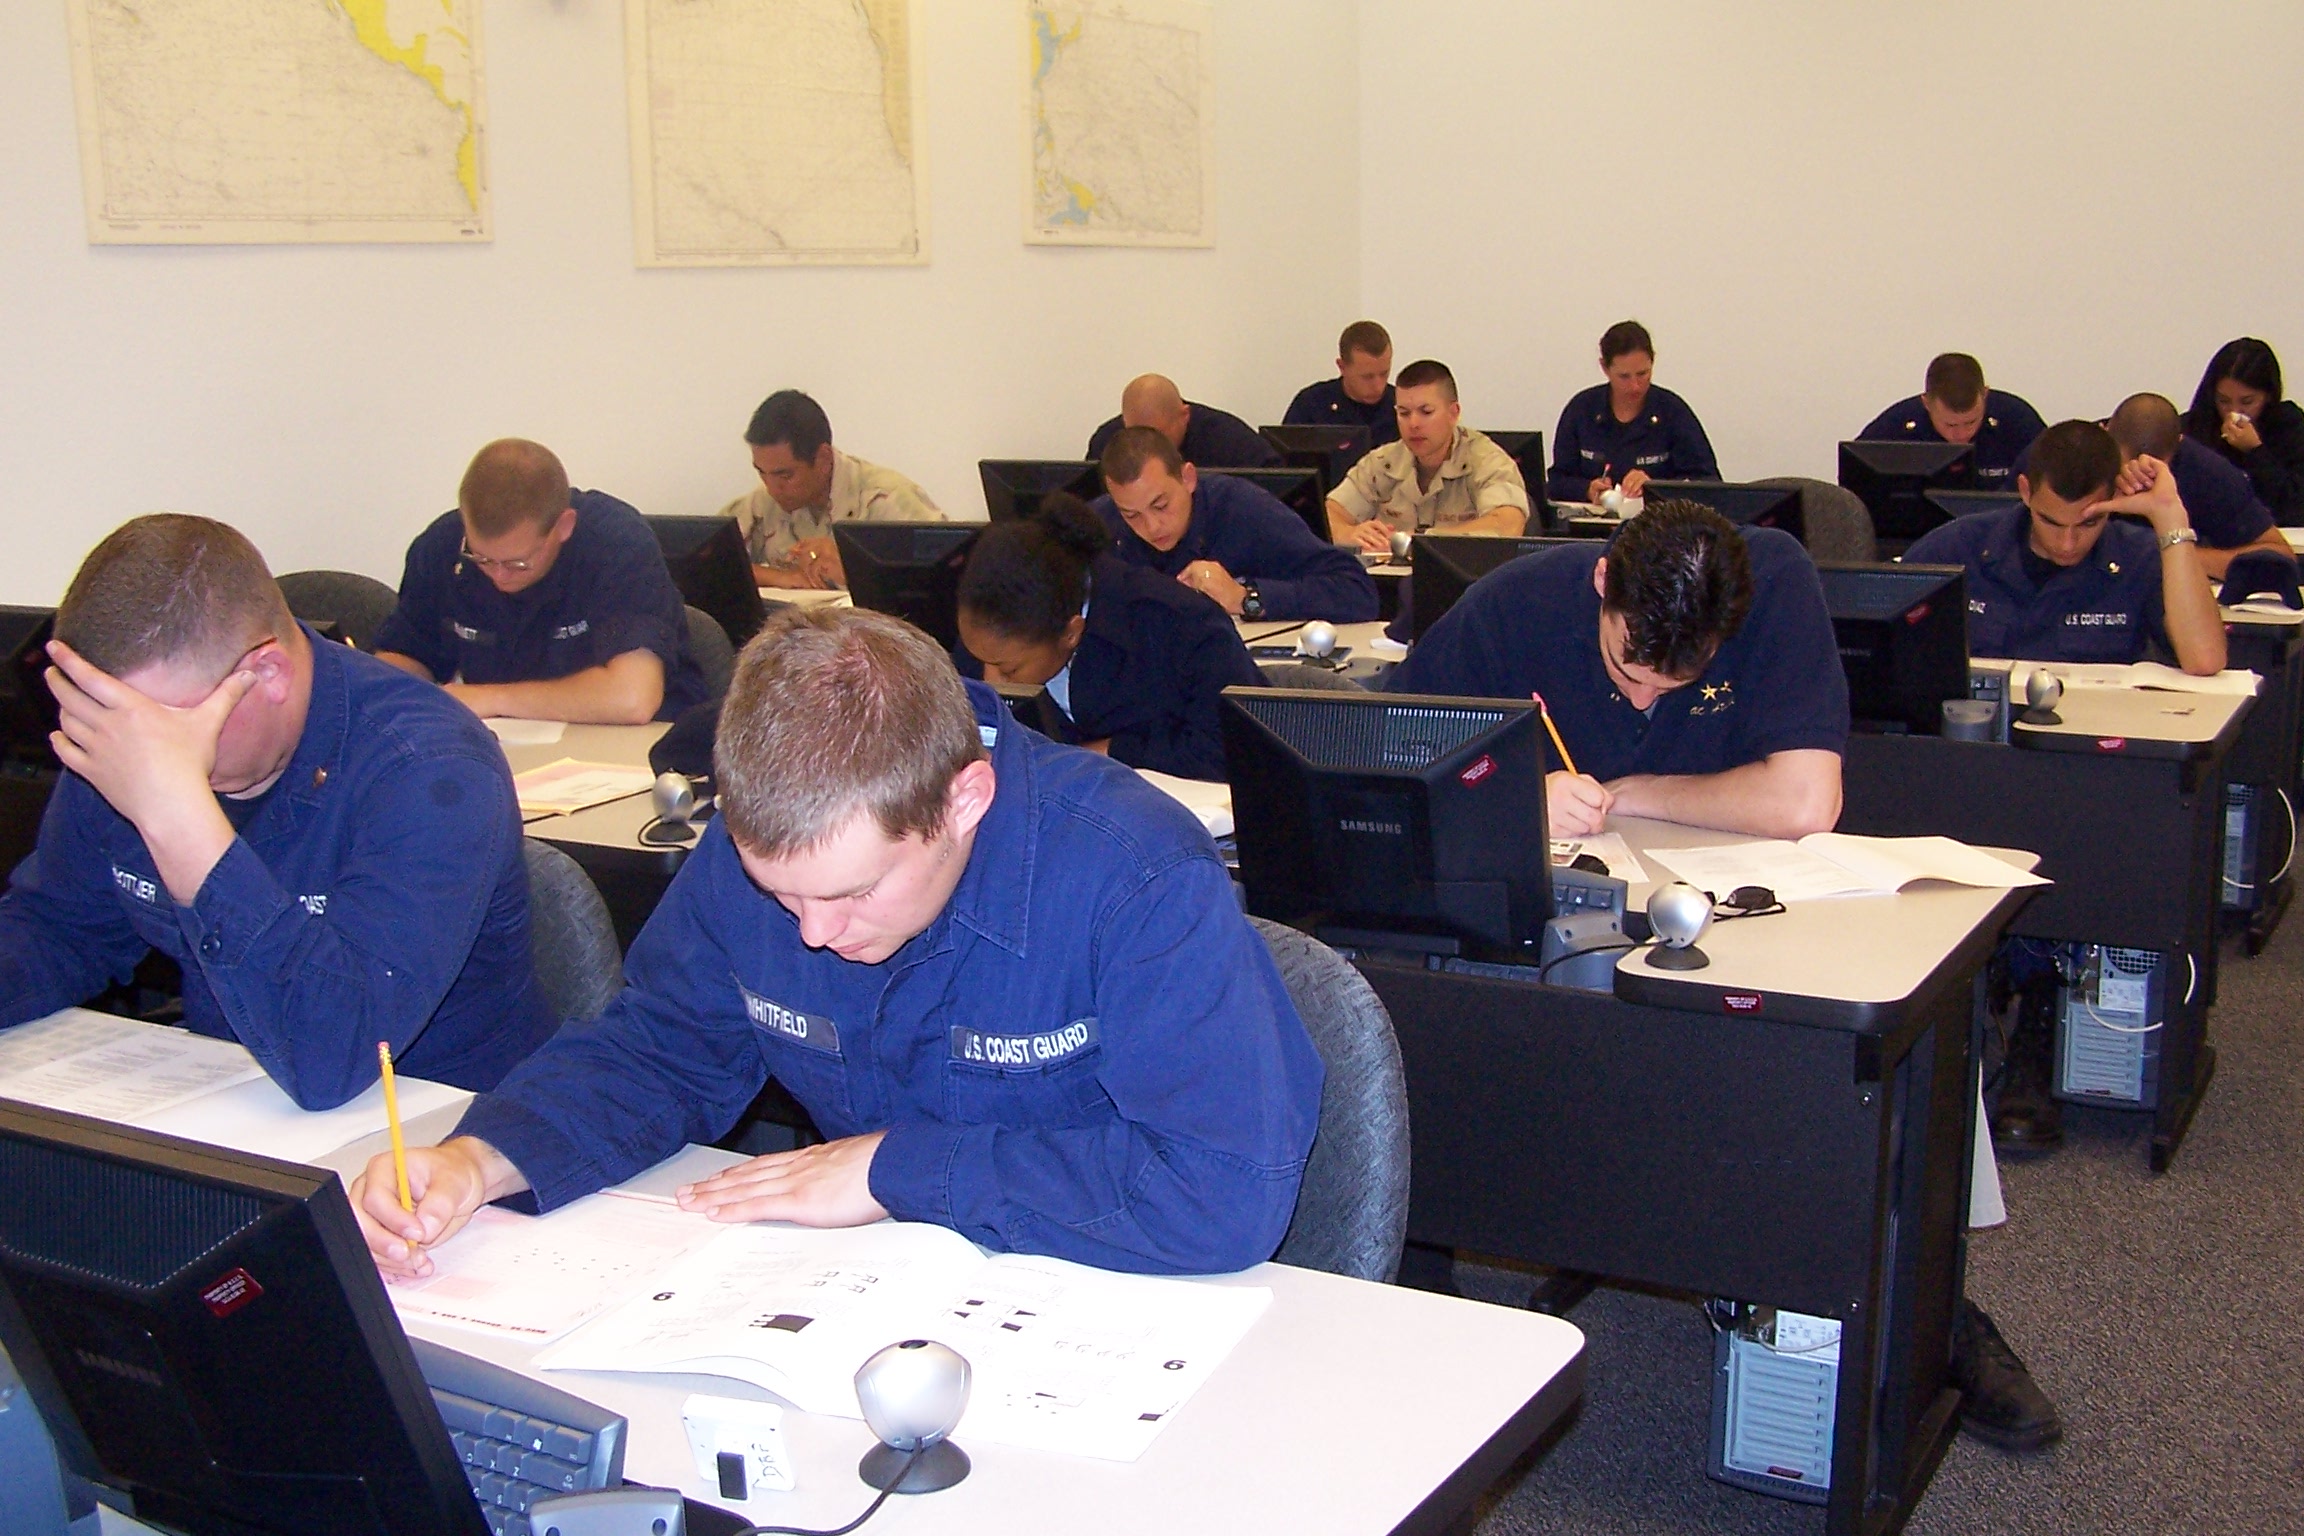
[512,758,656,817]
[1647,833,2048,904]
[1138,769,1234,838]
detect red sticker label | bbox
[1904,603,1930,624]
[1458,754,1496,786]
[200,1267,263,1319]
[2095,737,2127,752]
[1723,993,1763,1013]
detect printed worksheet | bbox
[0,1009,266,1120]
[512,759,655,817]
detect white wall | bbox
[0,1,1359,605]
[1359,1,2304,486]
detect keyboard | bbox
[411,1336,628,1536]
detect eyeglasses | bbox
[459,536,552,574]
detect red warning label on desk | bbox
[1722,993,1764,1014]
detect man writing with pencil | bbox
[0,515,554,1109]
[1387,499,1848,838]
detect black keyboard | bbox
[411,1337,627,1536]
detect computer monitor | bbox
[0,1102,490,1536]
[835,521,983,651]
[977,460,1102,523]
[1257,424,1372,499]
[1477,430,1551,525]
[1219,467,1331,546]
[0,607,60,773]
[1642,481,1807,547]
[1923,489,2024,524]
[1407,534,1583,643]
[1816,562,1970,735]
[1838,441,1976,548]
[648,514,767,649]
[1222,687,1553,959]
[991,681,1075,743]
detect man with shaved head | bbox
[374,438,708,724]
[1084,373,1281,469]
[0,515,554,1108]
[2105,393,2288,580]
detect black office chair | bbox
[1751,477,1878,564]
[275,569,400,652]
[684,605,736,700]
[1251,917,1411,1283]
[522,840,624,1024]
[1255,661,1365,692]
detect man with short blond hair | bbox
[1858,352,2047,489]
[1327,359,1529,551]
[353,605,1324,1279]
[374,438,707,724]
[1283,319,1399,446]
[0,514,553,1109]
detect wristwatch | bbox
[1239,582,1265,620]
[2158,528,2199,551]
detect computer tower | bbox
[2222,783,2260,914]
[2053,944,2167,1108]
[1706,1302,1837,1503]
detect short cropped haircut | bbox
[1599,321,1654,365]
[1600,500,1753,680]
[1394,358,1458,402]
[1100,425,1185,487]
[55,514,293,684]
[2186,338,2285,445]
[459,439,571,539]
[1923,353,1987,412]
[1339,320,1391,360]
[744,390,833,460]
[956,493,1108,645]
[713,605,984,858]
[2107,393,2182,463]
[2025,420,2123,503]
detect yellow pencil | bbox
[1532,692,1581,778]
[378,1040,413,1213]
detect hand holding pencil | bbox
[1534,691,1612,837]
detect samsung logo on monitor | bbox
[1339,818,1405,836]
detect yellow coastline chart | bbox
[626,0,924,267]
[1027,0,1215,248]
[65,0,487,244]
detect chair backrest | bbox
[522,839,623,1023]
[685,605,736,700]
[1752,477,1878,564]
[1255,661,1366,693]
[275,569,401,652]
[1250,916,1411,1282]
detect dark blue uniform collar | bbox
[939,679,1038,957]
[1974,504,2135,598]
[271,623,354,809]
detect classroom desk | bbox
[2218,605,2304,950]
[1237,618,1400,685]
[1350,818,2033,1536]
[503,722,682,947]
[1838,679,2252,1171]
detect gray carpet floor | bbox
[1455,911,2304,1535]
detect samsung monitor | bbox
[1816,562,1970,735]
[1222,687,1553,959]
[1923,488,2024,524]
[0,607,60,773]
[1838,441,1976,548]
[977,461,1102,523]
[990,681,1075,743]
[1217,467,1331,546]
[648,514,767,649]
[0,1102,490,1536]
[834,521,983,651]
[1642,481,1807,547]
[1407,534,1583,644]
[1257,424,1372,499]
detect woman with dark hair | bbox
[2184,337,2304,524]
[955,493,1262,782]
[1546,318,1721,506]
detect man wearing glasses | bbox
[375,439,708,724]
[0,515,555,1108]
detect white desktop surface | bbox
[1610,818,2037,1006]
[502,722,673,852]
[2007,682,2252,746]
[1236,618,1395,656]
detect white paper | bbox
[137,1071,469,1164]
[513,758,656,816]
[1136,769,1234,839]
[759,589,852,608]
[0,1010,265,1120]
[1551,832,1648,885]
[1368,634,1409,660]
[483,718,567,746]
[1647,834,2046,903]
[389,1193,729,1341]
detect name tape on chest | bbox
[949,1018,1099,1070]
[739,986,841,1054]
[110,864,159,905]
[551,619,590,641]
